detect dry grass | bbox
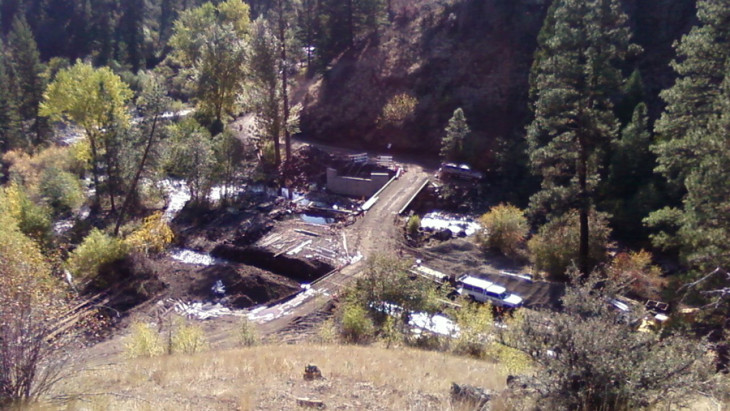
[36,344,509,410]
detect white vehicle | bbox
[457,275,523,308]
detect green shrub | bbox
[340,300,375,344]
[527,210,611,280]
[452,302,494,358]
[317,319,339,344]
[0,182,51,243]
[39,167,84,215]
[125,322,163,358]
[406,214,421,236]
[171,321,207,354]
[67,229,128,283]
[478,203,528,256]
[380,316,402,348]
[239,318,259,347]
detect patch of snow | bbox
[371,301,460,337]
[211,279,226,296]
[420,211,481,237]
[170,248,223,266]
[53,219,74,235]
[409,312,460,337]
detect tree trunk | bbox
[106,149,117,213]
[114,113,160,236]
[270,83,281,167]
[278,0,292,199]
[88,133,102,211]
[578,133,589,276]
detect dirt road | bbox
[255,160,432,335]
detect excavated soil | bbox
[154,259,301,309]
[212,244,335,283]
[411,238,565,310]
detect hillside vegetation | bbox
[1,0,730,408]
[39,344,508,410]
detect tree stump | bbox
[303,364,322,380]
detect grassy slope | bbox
[39,344,509,410]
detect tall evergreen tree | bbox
[118,0,146,71]
[653,0,730,189]
[604,102,662,243]
[440,107,469,163]
[250,18,282,167]
[314,0,385,68]
[649,0,730,271]
[296,0,318,70]
[7,15,45,146]
[0,39,22,151]
[526,0,633,274]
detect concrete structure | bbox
[326,167,391,198]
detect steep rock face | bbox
[299,0,696,169]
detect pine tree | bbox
[250,18,282,167]
[648,0,730,271]
[118,0,145,71]
[526,0,633,275]
[653,0,730,189]
[605,103,662,242]
[271,0,296,165]
[440,107,469,163]
[0,39,22,151]
[7,15,45,147]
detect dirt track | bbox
[256,158,432,335]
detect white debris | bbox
[211,279,226,296]
[287,239,313,256]
[420,211,481,237]
[247,288,319,323]
[409,312,460,337]
[170,248,223,266]
[349,252,364,264]
[371,301,460,337]
[53,219,74,235]
[209,185,245,203]
[173,301,247,320]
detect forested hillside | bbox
[1,0,729,408]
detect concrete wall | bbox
[326,168,391,198]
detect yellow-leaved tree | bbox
[40,60,133,211]
[0,209,70,405]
